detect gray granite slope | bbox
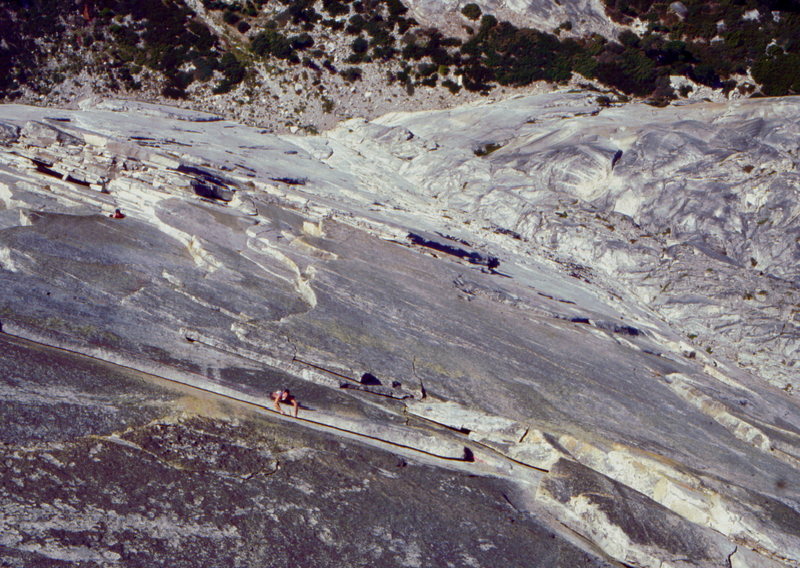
[0,94,799,567]
[1,335,615,568]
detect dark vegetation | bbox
[461,3,482,21]
[1,0,799,102]
[0,0,234,98]
[95,0,227,98]
[601,0,800,97]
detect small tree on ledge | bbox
[461,3,481,21]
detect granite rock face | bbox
[405,0,620,37]
[2,335,611,568]
[0,94,799,567]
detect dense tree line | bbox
[601,0,800,96]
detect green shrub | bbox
[461,3,481,21]
[346,14,366,34]
[220,52,244,78]
[417,62,437,76]
[323,0,350,17]
[291,33,315,50]
[243,2,260,17]
[322,18,345,31]
[420,74,438,87]
[442,78,461,93]
[752,52,800,96]
[396,17,417,34]
[223,10,241,25]
[203,0,229,10]
[251,28,294,59]
[214,52,246,93]
[385,0,408,18]
[594,46,657,95]
[162,84,187,98]
[689,63,719,87]
[193,56,216,81]
[618,29,640,48]
[352,36,369,54]
[341,66,363,81]
[371,45,397,60]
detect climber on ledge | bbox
[271,389,299,417]
[109,208,125,219]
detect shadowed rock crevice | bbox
[409,232,501,270]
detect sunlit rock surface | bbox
[404,0,619,37]
[3,335,613,568]
[1,93,799,567]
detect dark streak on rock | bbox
[611,149,623,169]
[30,157,61,179]
[360,372,382,386]
[270,176,307,185]
[65,174,92,188]
[408,232,500,270]
[594,321,641,336]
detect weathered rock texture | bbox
[0,93,799,567]
[2,335,612,567]
[405,0,620,37]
